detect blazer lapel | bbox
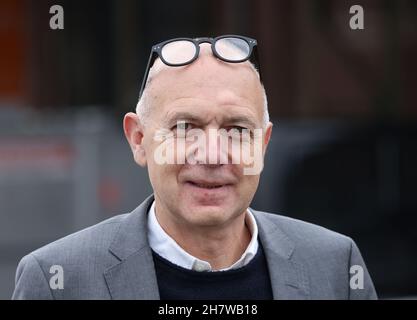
[104,195,160,299]
[253,210,310,300]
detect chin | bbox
[180,202,237,226]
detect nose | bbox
[188,128,230,166]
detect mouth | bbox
[183,179,234,203]
[187,181,228,189]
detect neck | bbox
[154,201,251,270]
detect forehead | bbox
[146,47,264,125]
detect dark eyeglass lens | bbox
[214,38,250,61]
[161,40,196,65]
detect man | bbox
[12,35,377,299]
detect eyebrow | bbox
[223,115,258,129]
[164,111,203,127]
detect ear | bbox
[123,112,147,167]
[262,122,273,156]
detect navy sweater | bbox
[152,241,273,300]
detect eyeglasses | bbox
[138,35,262,99]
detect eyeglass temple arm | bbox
[252,46,263,83]
[138,51,156,100]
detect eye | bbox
[226,126,249,136]
[225,126,253,141]
[171,121,193,135]
[227,126,246,133]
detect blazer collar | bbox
[104,194,310,299]
[104,194,160,299]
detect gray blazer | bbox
[12,195,377,299]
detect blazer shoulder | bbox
[13,213,132,299]
[253,210,377,300]
[26,213,129,264]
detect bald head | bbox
[136,43,269,128]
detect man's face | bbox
[125,44,272,228]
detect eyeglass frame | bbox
[138,35,262,99]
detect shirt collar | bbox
[147,200,259,272]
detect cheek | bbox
[148,162,179,185]
[238,175,260,192]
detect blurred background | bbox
[0,0,416,299]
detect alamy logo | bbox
[49,265,64,290]
[349,5,364,30]
[49,5,64,30]
[153,123,264,175]
[349,265,364,290]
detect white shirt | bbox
[147,201,259,272]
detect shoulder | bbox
[21,213,129,268]
[252,210,377,299]
[12,213,132,299]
